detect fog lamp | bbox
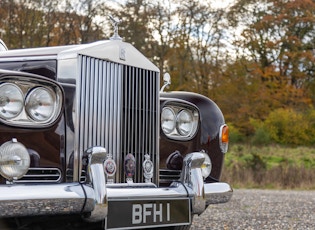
[0,138,30,180]
[200,152,212,179]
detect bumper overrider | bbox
[0,148,232,228]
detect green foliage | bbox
[223,144,315,189]
[249,118,271,145]
[263,108,315,146]
[242,108,315,146]
[251,127,271,145]
[305,108,315,145]
[228,123,245,143]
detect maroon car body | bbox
[0,34,231,229]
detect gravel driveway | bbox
[191,189,315,230]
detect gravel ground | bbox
[191,189,315,230]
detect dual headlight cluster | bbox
[161,104,199,140]
[0,79,63,127]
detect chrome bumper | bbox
[0,182,232,217]
[0,151,232,220]
[0,146,108,221]
[106,181,232,210]
[0,183,96,218]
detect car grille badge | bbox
[124,153,136,183]
[104,153,116,184]
[143,154,153,183]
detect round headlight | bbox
[0,139,30,180]
[176,110,193,136]
[161,107,176,134]
[25,87,56,122]
[201,152,212,179]
[0,83,24,119]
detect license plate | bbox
[107,198,191,229]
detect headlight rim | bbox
[25,86,57,122]
[161,106,176,135]
[0,82,24,120]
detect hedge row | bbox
[229,108,315,146]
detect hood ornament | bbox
[109,15,122,40]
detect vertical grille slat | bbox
[76,55,159,183]
[89,58,94,147]
[95,59,101,145]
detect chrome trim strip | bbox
[107,183,189,199]
[0,55,57,62]
[13,168,62,183]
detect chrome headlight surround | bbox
[161,103,199,140]
[0,76,63,127]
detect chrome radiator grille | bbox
[76,55,159,183]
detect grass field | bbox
[221,144,315,189]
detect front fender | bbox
[160,91,226,180]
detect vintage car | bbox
[0,23,232,230]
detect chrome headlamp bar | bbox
[161,101,199,141]
[0,75,63,127]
